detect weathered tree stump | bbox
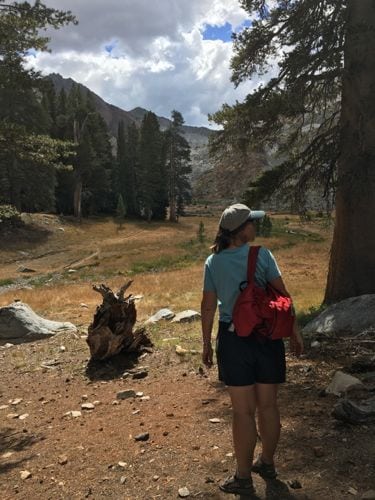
[87,281,152,360]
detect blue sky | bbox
[104,41,118,55]
[203,22,233,42]
[203,20,252,42]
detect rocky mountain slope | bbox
[49,73,214,183]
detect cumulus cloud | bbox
[27,0,267,127]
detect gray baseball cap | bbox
[219,203,265,232]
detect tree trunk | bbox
[169,134,177,222]
[73,118,82,220]
[146,207,152,222]
[9,156,21,210]
[324,0,375,304]
[169,184,177,222]
[73,179,82,220]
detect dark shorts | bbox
[216,321,286,386]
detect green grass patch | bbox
[128,242,208,276]
[297,303,327,327]
[28,273,56,288]
[0,278,15,287]
[269,218,325,242]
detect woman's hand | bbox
[289,322,304,357]
[202,342,214,367]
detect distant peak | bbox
[129,107,147,113]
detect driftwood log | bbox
[87,281,152,360]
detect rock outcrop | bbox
[303,294,375,336]
[0,302,76,343]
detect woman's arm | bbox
[200,291,217,367]
[268,276,304,356]
[268,276,290,296]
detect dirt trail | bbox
[0,330,374,500]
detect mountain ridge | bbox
[48,73,214,182]
[48,73,212,138]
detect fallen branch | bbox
[64,250,99,270]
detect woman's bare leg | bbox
[227,385,257,477]
[255,383,280,464]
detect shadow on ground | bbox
[231,479,308,499]
[85,350,143,381]
[0,223,51,250]
[263,478,308,499]
[0,427,42,474]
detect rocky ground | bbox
[1,328,375,500]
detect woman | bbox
[201,203,303,496]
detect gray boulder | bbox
[0,302,77,343]
[326,371,363,396]
[303,294,375,336]
[171,310,201,323]
[145,308,175,324]
[332,395,375,425]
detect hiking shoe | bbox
[219,475,255,496]
[251,456,277,479]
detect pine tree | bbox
[115,193,126,230]
[40,79,57,138]
[56,88,70,140]
[197,221,206,244]
[139,112,167,221]
[126,122,140,216]
[164,110,192,222]
[211,0,375,304]
[84,112,113,215]
[57,85,114,218]
[0,1,76,211]
[116,120,127,208]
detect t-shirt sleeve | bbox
[262,247,281,282]
[203,259,216,292]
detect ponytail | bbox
[211,228,231,253]
[211,219,251,254]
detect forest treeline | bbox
[0,77,192,221]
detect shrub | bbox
[197,221,206,243]
[115,194,126,229]
[0,205,23,228]
[255,214,273,237]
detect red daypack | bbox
[232,246,294,339]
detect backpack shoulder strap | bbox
[247,245,261,283]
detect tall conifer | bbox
[211,0,375,303]
[139,112,167,221]
[164,110,192,222]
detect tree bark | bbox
[73,118,82,220]
[169,135,177,222]
[73,178,82,220]
[9,156,21,210]
[324,0,375,304]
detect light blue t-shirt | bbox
[203,244,281,323]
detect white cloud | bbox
[27,0,265,127]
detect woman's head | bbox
[211,203,265,253]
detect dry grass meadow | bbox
[0,210,332,328]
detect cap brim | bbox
[248,210,265,220]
